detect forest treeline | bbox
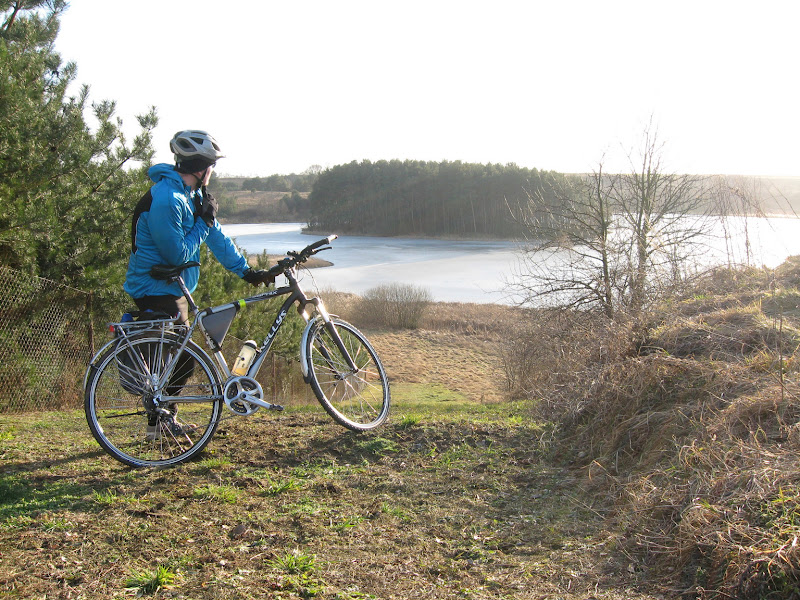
[215,161,578,238]
[305,160,575,237]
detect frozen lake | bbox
[223,223,519,304]
[223,218,800,305]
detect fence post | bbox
[87,291,95,356]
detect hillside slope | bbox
[522,257,800,598]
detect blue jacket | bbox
[124,164,248,298]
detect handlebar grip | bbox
[271,235,338,275]
[266,263,284,277]
[306,235,338,253]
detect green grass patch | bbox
[191,456,233,473]
[396,413,423,429]
[192,484,240,503]
[123,565,176,595]
[269,548,317,574]
[356,436,399,456]
[390,382,468,407]
[0,473,98,521]
[332,514,364,533]
[261,476,303,496]
[92,489,123,506]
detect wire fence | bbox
[0,266,99,412]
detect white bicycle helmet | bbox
[170,130,225,164]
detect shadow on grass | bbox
[0,473,110,521]
[0,448,119,522]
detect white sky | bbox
[54,0,800,177]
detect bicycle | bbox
[84,235,390,467]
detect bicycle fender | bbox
[300,312,343,382]
[83,338,119,391]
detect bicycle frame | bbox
[171,264,358,392]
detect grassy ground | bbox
[4,259,800,599]
[0,302,658,600]
[0,410,654,600]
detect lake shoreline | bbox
[301,227,522,243]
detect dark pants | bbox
[133,295,190,325]
[133,295,193,397]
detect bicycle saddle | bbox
[150,261,201,280]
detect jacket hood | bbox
[147,163,184,185]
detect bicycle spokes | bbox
[306,318,389,431]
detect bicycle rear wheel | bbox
[85,331,223,467]
[305,318,390,431]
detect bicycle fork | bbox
[299,300,359,383]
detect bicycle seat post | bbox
[169,275,199,316]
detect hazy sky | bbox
[54,1,800,177]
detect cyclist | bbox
[124,129,274,321]
[122,131,273,431]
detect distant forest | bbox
[307,160,573,238]
[214,160,574,237]
[214,162,800,238]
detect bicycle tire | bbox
[305,318,390,431]
[85,331,223,467]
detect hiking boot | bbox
[167,419,197,437]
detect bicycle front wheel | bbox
[85,331,224,467]
[305,318,390,431]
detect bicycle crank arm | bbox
[237,392,283,411]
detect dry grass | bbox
[525,260,800,599]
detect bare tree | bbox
[707,175,772,268]
[508,123,710,318]
[508,162,622,317]
[616,124,709,313]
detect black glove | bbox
[199,192,218,227]
[242,268,275,287]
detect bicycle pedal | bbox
[270,404,284,411]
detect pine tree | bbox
[0,0,157,294]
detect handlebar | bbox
[267,234,338,277]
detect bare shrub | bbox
[500,308,637,403]
[509,124,711,318]
[358,283,433,329]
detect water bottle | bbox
[232,340,258,376]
